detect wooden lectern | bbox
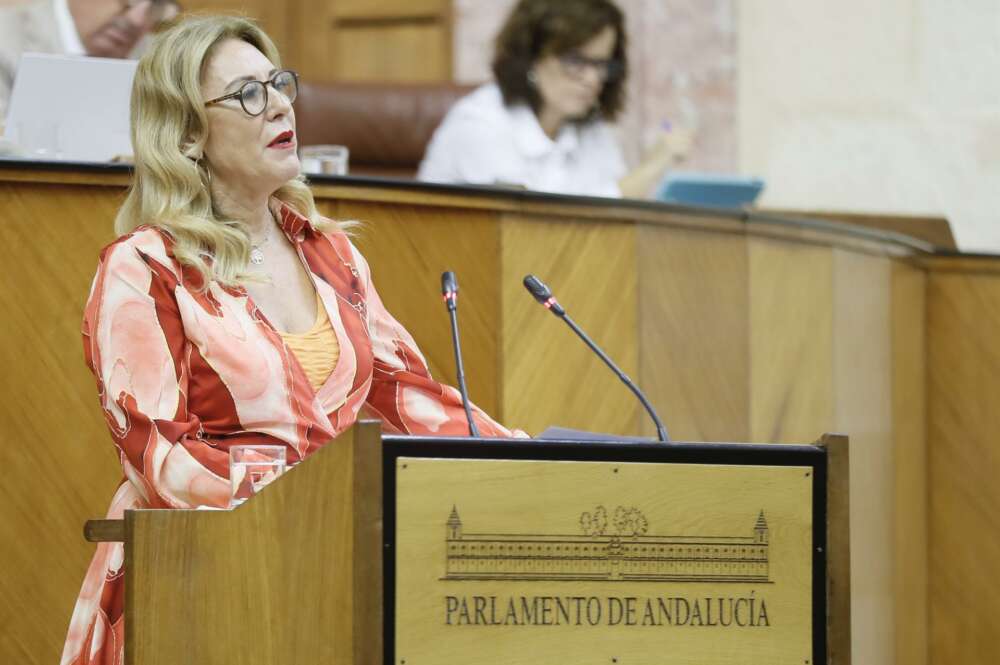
[86,422,850,665]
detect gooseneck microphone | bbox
[522,274,670,443]
[441,271,480,437]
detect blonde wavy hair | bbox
[115,14,333,287]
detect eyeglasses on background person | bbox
[558,52,624,82]
[204,69,299,117]
[120,0,182,27]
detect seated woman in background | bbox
[419,0,691,199]
[61,15,521,665]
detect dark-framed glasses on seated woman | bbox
[558,53,624,82]
[121,0,181,26]
[204,69,299,117]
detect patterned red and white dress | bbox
[61,202,519,665]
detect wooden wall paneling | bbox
[636,225,750,442]
[927,268,1000,665]
[500,214,638,436]
[180,0,260,15]
[748,238,834,443]
[3,166,969,665]
[257,1,291,63]
[289,0,452,83]
[832,249,894,665]
[332,0,445,20]
[324,200,502,418]
[286,0,334,81]
[0,183,123,665]
[890,261,928,665]
[330,21,451,82]
[331,0,452,82]
[179,1,290,54]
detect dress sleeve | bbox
[82,236,232,509]
[352,245,526,438]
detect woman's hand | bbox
[619,123,697,199]
[648,123,695,166]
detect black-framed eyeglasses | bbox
[120,0,180,26]
[558,53,624,82]
[204,70,299,117]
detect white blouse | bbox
[418,83,627,198]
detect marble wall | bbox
[739,0,1000,251]
[452,0,738,172]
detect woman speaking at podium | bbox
[60,15,521,665]
[419,0,692,198]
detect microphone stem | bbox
[447,307,480,437]
[562,313,670,443]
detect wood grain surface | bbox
[499,214,638,436]
[819,433,852,665]
[927,269,1000,665]
[762,209,956,251]
[748,238,834,443]
[126,422,382,665]
[289,0,451,83]
[637,225,750,442]
[2,164,995,665]
[890,262,928,665]
[179,0,451,84]
[0,181,122,665]
[832,249,893,665]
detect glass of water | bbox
[299,144,349,175]
[229,445,286,507]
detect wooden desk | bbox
[0,161,995,665]
[760,208,957,252]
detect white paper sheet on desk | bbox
[3,53,135,162]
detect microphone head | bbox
[441,271,458,311]
[522,274,552,304]
[523,274,565,316]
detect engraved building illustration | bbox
[445,506,770,582]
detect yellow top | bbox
[278,292,340,391]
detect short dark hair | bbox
[492,0,627,122]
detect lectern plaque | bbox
[393,457,815,665]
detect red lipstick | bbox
[267,130,295,148]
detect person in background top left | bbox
[0,0,179,123]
